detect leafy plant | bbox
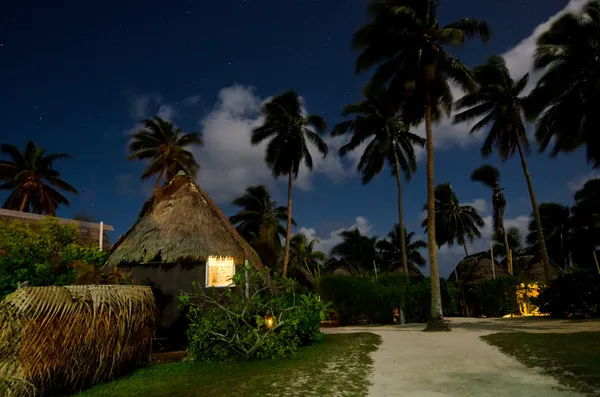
[179,266,331,361]
[469,276,520,317]
[0,217,110,300]
[533,270,600,318]
[403,278,460,323]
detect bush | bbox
[404,278,460,322]
[180,268,331,361]
[0,218,109,300]
[469,276,520,317]
[319,274,459,325]
[533,270,600,318]
[319,274,405,325]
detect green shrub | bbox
[404,278,460,322]
[0,218,109,300]
[319,275,405,325]
[468,276,520,317]
[533,270,600,318]
[181,269,331,361]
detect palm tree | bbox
[251,91,328,278]
[526,203,573,269]
[570,179,600,268]
[288,233,327,289]
[453,55,552,281]
[353,0,490,331]
[471,164,511,268]
[128,116,203,187]
[0,140,78,215]
[376,224,427,271]
[332,84,426,281]
[526,1,600,168]
[421,183,485,257]
[492,227,523,260]
[330,228,380,273]
[229,185,294,267]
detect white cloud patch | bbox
[194,84,350,202]
[464,198,488,214]
[567,171,599,192]
[298,216,373,257]
[181,95,201,106]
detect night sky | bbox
[1,0,594,276]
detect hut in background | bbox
[503,253,562,283]
[391,261,425,279]
[448,251,509,287]
[107,172,264,348]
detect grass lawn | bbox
[74,333,381,397]
[482,332,600,395]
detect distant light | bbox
[265,316,275,329]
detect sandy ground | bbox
[323,317,600,397]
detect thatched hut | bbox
[391,261,425,278]
[502,253,562,283]
[448,251,510,287]
[0,285,155,396]
[107,172,264,336]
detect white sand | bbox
[323,317,600,397]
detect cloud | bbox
[464,198,488,214]
[298,216,373,257]
[128,93,162,120]
[567,171,598,192]
[181,95,201,106]
[194,84,350,202]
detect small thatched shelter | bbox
[448,251,510,287]
[391,261,425,279]
[107,172,265,334]
[502,253,562,283]
[0,285,155,396]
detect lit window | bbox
[205,256,235,287]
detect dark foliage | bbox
[468,276,520,317]
[533,270,600,318]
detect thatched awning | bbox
[107,173,262,268]
[448,251,509,286]
[391,261,425,278]
[502,253,562,283]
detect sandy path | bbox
[323,318,600,397]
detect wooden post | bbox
[244,259,250,299]
[99,221,104,251]
[509,249,513,275]
[593,250,600,276]
[490,242,495,279]
[452,254,459,282]
[373,260,378,281]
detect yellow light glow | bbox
[392,308,399,324]
[502,283,548,318]
[265,316,275,329]
[206,256,235,287]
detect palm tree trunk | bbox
[424,90,447,332]
[516,139,552,282]
[499,216,511,272]
[282,168,294,278]
[155,167,166,189]
[393,152,409,283]
[463,243,469,257]
[19,194,28,212]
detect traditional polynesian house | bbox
[107,172,264,341]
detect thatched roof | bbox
[107,173,262,268]
[448,251,509,286]
[391,261,425,278]
[502,253,562,283]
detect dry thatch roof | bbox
[391,261,425,278]
[107,173,262,268]
[448,251,510,286]
[502,253,562,283]
[0,285,155,396]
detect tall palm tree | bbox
[421,183,485,257]
[376,224,427,271]
[0,140,78,215]
[332,83,425,280]
[526,1,600,168]
[492,227,523,260]
[353,0,490,331]
[453,55,552,281]
[470,164,510,268]
[288,233,327,289]
[330,228,380,273]
[526,203,573,269]
[128,116,203,187]
[230,185,294,267]
[251,91,328,278]
[570,179,600,268]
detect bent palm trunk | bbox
[282,169,294,278]
[499,217,511,273]
[516,140,552,282]
[424,90,447,332]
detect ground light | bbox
[502,283,549,318]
